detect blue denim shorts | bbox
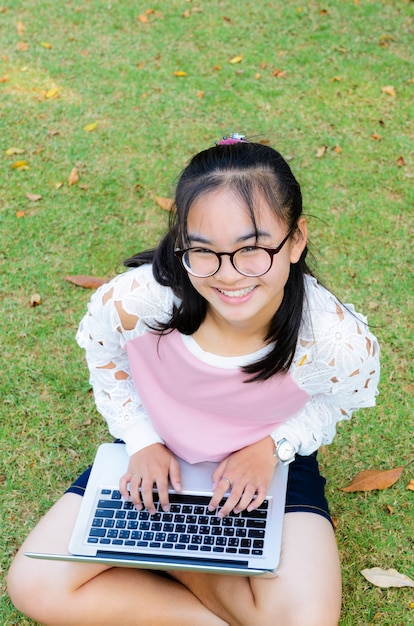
[66,443,332,526]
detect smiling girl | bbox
[8,136,380,625]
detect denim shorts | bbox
[66,443,332,526]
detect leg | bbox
[170,512,342,626]
[7,493,227,626]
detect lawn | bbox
[1,1,413,624]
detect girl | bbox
[8,136,380,625]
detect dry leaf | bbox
[45,86,60,99]
[26,193,42,202]
[64,275,107,289]
[68,167,79,186]
[361,568,414,588]
[11,160,29,169]
[333,145,342,153]
[385,504,394,514]
[406,479,414,491]
[17,20,25,35]
[16,211,25,218]
[155,196,174,211]
[6,147,25,155]
[196,90,204,99]
[229,55,243,64]
[83,122,98,132]
[397,156,405,167]
[138,14,149,23]
[382,85,396,97]
[316,146,328,159]
[0,76,9,82]
[40,42,52,49]
[340,466,404,492]
[173,71,187,77]
[30,293,42,307]
[16,41,29,51]
[371,133,382,141]
[272,69,287,78]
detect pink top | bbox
[126,330,309,463]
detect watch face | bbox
[277,440,296,461]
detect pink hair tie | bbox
[216,133,246,146]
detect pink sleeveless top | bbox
[126,331,309,463]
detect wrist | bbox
[270,435,297,465]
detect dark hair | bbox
[124,141,313,381]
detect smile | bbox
[216,286,256,298]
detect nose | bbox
[214,253,242,281]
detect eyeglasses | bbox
[174,230,293,278]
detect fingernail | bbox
[162,505,170,512]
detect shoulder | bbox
[88,264,177,326]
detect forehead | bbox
[186,187,282,237]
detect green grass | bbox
[1,0,413,623]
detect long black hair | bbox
[124,141,313,382]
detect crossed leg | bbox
[7,495,341,626]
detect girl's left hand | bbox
[209,436,277,517]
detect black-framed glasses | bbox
[174,230,293,278]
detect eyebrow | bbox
[188,230,272,245]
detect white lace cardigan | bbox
[76,264,380,457]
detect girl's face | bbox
[185,187,307,334]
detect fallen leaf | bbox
[30,293,42,307]
[196,90,204,99]
[64,275,107,289]
[229,55,243,64]
[385,504,394,514]
[26,193,42,202]
[406,479,414,491]
[173,70,187,77]
[68,167,79,186]
[137,14,149,23]
[0,76,9,82]
[155,196,174,211]
[340,466,404,492]
[213,65,221,71]
[361,568,414,588]
[55,182,63,189]
[330,76,342,82]
[371,133,382,141]
[11,160,29,169]
[83,122,98,132]
[316,146,328,159]
[382,85,396,97]
[40,42,52,49]
[272,69,287,78]
[17,21,25,35]
[6,147,25,155]
[397,156,405,167]
[333,145,342,153]
[16,41,29,51]
[16,210,25,218]
[45,86,60,99]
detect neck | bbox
[194,310,270,357]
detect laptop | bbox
[26,442,288,577]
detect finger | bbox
[140,479,157,514]
[233,485,258,514]
[169,458,182,493]
[128,474,144,510]
[119,473,132,500]
[156,475,171,512]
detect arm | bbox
[76,265,175,456]
[272,288,380,456]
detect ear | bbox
[289,217,308,264]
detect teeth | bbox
[217,287,255,298]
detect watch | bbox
[273,437,297,464]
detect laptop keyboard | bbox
[86,489,269,557]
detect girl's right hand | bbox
[119,443,182,514]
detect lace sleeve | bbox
[271,278,380,455]
[76,265,176,456]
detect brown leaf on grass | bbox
[397,156,405,167]
[64,275,107,289]
[361,568,414,588]
[137,14,149,23]
[30,293,42,307]
[406,479,414,491]
[173,71,187,77]
[316,146,328,159]
[26,193,42,202]
[40,42,52,49]
[0,76,9,82]
[382,85,396,97]
[68,167,79,186]
[17,21,25,35]
[229,55,243,64]
[340,466,404,492]
[155,196,174,211]
[11,160,29,169]
[16,41,29,51]
[6,147,25,155]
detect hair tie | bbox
[216,133,246,146]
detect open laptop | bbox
[26,442,288,577]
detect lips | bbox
[216,286,256,298]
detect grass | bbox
[1,0,413,623]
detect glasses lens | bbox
[233,247,272,276]
[182,249,219,277]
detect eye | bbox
[191,248,216,256]
[239,246,259,255]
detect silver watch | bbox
[273,437,297,464]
